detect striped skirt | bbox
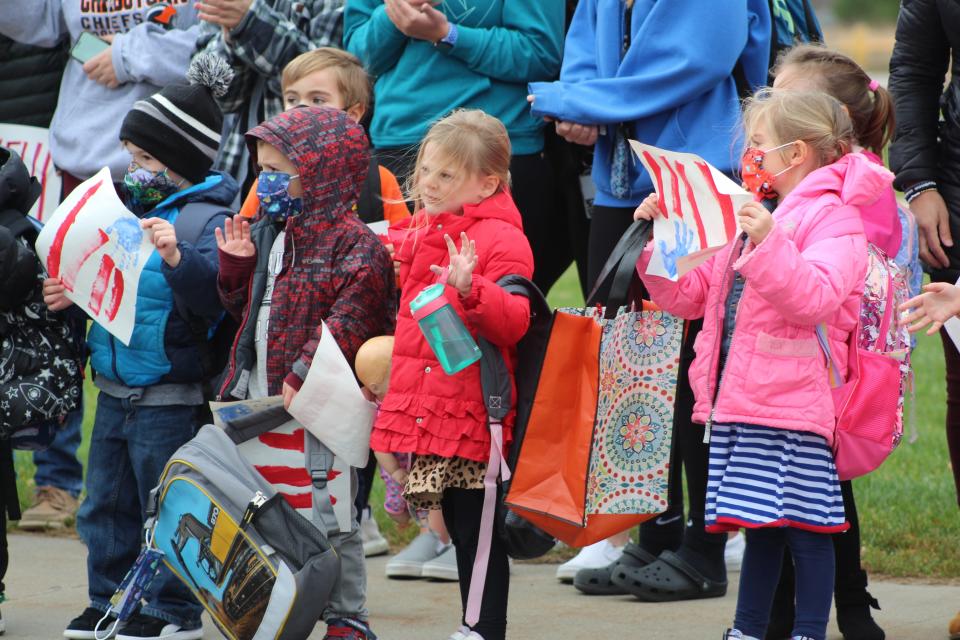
[705,422,848,534]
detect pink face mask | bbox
[740,141,796,200]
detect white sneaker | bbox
[361,508,389,557]
[422,544,458,581]
[386,531,445,578]
[555,539,625,582]
[725,531,745,572]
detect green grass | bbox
[18,265,959,579]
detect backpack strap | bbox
[222,405,294,444]
[356,158,384,224]
[304,432,343,537]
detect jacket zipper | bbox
[704,235,746,444]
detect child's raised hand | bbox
[215,215,255,259]
[42,277,73,311]
[633,193,662,221]
[142,218,181,268]
[737,201,775,244]
[898,281,960,335]
[430,232,477,297]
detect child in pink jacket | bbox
[634,89,893,640]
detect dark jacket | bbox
[0,149,82,432]
[217,107,396,399]
[0,36,67,128]
[889,0,960,278]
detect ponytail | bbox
[859,84,895,155]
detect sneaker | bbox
[115,613,202,640]
[64,607,121,640]
[0,605,5,635]
[323,618,375,639]
[724,630,760,640]
[556,539,625,582]
[725,532,745,572]
[422,544,458,581]
[385,531,445,578]
[20,486,79,531]
[360,508,389,557]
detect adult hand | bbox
[195,0,253,30]
[83,47,119,89]
[282,382,297,410]
[910,190,953,269]
[42,278,73,311]
[555,120,598,146]
[737,201,774,245]
[899,281,960,335]
[384,0,449,42]
[215,216,256,258]
[633,193,662,221]
[142,218,181,268]
[430,232,477,297]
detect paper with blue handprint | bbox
[630,141,752,281]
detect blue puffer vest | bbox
[88,172,236,387]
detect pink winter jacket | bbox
[638,153,893,443]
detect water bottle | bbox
[410,283,481,375]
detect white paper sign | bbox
[631,141,753,280]
[288,321,378,469]
[0,123,62,222]
[35,167,154,345]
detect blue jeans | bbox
[734,528,835,640]
[77,394,203,629]
[33,404,84,497]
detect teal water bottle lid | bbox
[410,283,447,315]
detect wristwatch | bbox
[435,23,458,52]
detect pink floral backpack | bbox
[815,244,912,480]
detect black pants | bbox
[354,453,379,524]
[940,329,960,506]
[588,204,647,292]
[0,439,18,595]
[441,488,510,640]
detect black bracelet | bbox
[904,180,938,203]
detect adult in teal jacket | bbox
[528,0,771,604]
[344,0,564,290]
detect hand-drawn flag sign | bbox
[630,141,753,281]
[35,167,154,346]
[0,123,62,222]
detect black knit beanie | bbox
[119,54,233,184]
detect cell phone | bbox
[70,32,110,64]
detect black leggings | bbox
[941,329,960,506]
[588,204,645,292]
[441,488,510,640]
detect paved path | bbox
[7,533,958,639]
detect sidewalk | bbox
[7,533,958,639]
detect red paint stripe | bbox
[258,429,306,451]
[38,152,52,221]
[64,229,110,291]
[87,253,115,316]
[47,179,103,278]
[696,161,737,240]
[676,162,708,249]
[106,269,124,321]
[660,156,683,219]
[280,492,313,509]
[641,151,668,219]
[255,466,311,487]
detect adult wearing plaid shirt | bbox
[195,0,344,205]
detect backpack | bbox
[477,275,557,560]
[734,0,824,98]
[146,415,339,640]
[816,244,912,480]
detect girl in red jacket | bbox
[370,110,534,640]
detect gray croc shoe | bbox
[612,549,727,601]
[573,543,657,595]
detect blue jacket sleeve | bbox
[162,213,229,323]
[444,2,564,83]
[529,0,751,125]
[343,0,409,78]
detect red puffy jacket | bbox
[371,190,534,462]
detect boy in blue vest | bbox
[42,56,238,640]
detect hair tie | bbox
[868,79,880,92]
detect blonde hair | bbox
[742,88,855,167]
[773,44,894,155]
[281,47,370,111]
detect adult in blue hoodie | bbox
[344,0,565,291]
[529,0,771,289]
[43,59,237,640]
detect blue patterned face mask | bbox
[257,171,302,222]
[123,163,182,210]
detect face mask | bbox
[257,171,303,222]
[123,163,182,209]
[740,142,797,200]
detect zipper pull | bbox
[241,491,268,529]
[704,411,715,444]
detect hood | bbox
[161,170,240,211]
[785,152,894,211]
[245,106,369,231]
[0,148,41,217]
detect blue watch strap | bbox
[438,23,458,48]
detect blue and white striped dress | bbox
[705,422,848,533]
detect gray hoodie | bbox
[0,1,201,181]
